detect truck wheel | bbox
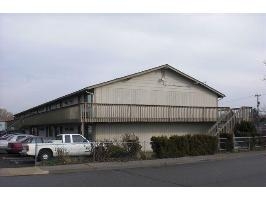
[38,149,52,161]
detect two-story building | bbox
[10,64,253,145]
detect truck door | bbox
[71,135,91,155]
[63,134,73,155]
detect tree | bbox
[0,108,14,121]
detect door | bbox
[71,134,91,156]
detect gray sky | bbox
[0,14,265,114]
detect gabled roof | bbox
[86,64,225,98]
[15,64,225,116]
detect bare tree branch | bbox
[0,108,14,121]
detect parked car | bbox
[0,132,24,140]
[0,130,8,137]
[0,134,31,151]
[7,136,50,154]
[21,134,92,161]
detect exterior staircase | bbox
[208,107,254,136]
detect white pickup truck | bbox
[21,134,92,161]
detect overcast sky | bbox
[0,14,265,114]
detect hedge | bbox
[219,133,234,152]
[150,134,218,158]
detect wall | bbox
[94,69,218,107]
[95,122,214,151]
[61,125,79,134]
[38,127,46,137]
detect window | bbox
[22,137,32,143]
[65,135,71,143]
[72,135,86,143]
[56,135,62,141]
[33,137,43,143]
[85,93,93,103]
[16,136,26,141]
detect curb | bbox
[0,167,49,177]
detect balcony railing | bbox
[80,103,231,123]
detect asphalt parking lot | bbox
[0,150,35,168]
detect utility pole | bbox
[263,60,266,81]
[255,94,261,112]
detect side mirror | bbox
[83,139,88,143]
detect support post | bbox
[81,122,85,136]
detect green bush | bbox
[107,145,128,158]
[234,121,257,137]
[151,134,218,158]
[150,136,169,158]
[219,133,234,152]
[189,135,217,156]
[234,121,259,150]
[93,134,142,160]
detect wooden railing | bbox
[80,103,230,123]
[208,107,254,136]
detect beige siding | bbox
[95,122,214,151]
[94,69,218,107]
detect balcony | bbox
[80,103,231,123]
[12,105,81,129]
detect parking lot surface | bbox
[0,150,35,168]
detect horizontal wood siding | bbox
[95,122,215,151]
[94,69,218,107]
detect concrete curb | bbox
[0,166,49,177]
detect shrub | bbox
[189,135,217,156]
[93,145,109,161]
[151,134,218,158]
[150,136,169,158]
[93,134,142,160]
[169,135,190,157]
[234,121,257,137]
[219,133,234,152]
[56,148,72,164]
[107,145,128,158]
[121,134,142,158]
